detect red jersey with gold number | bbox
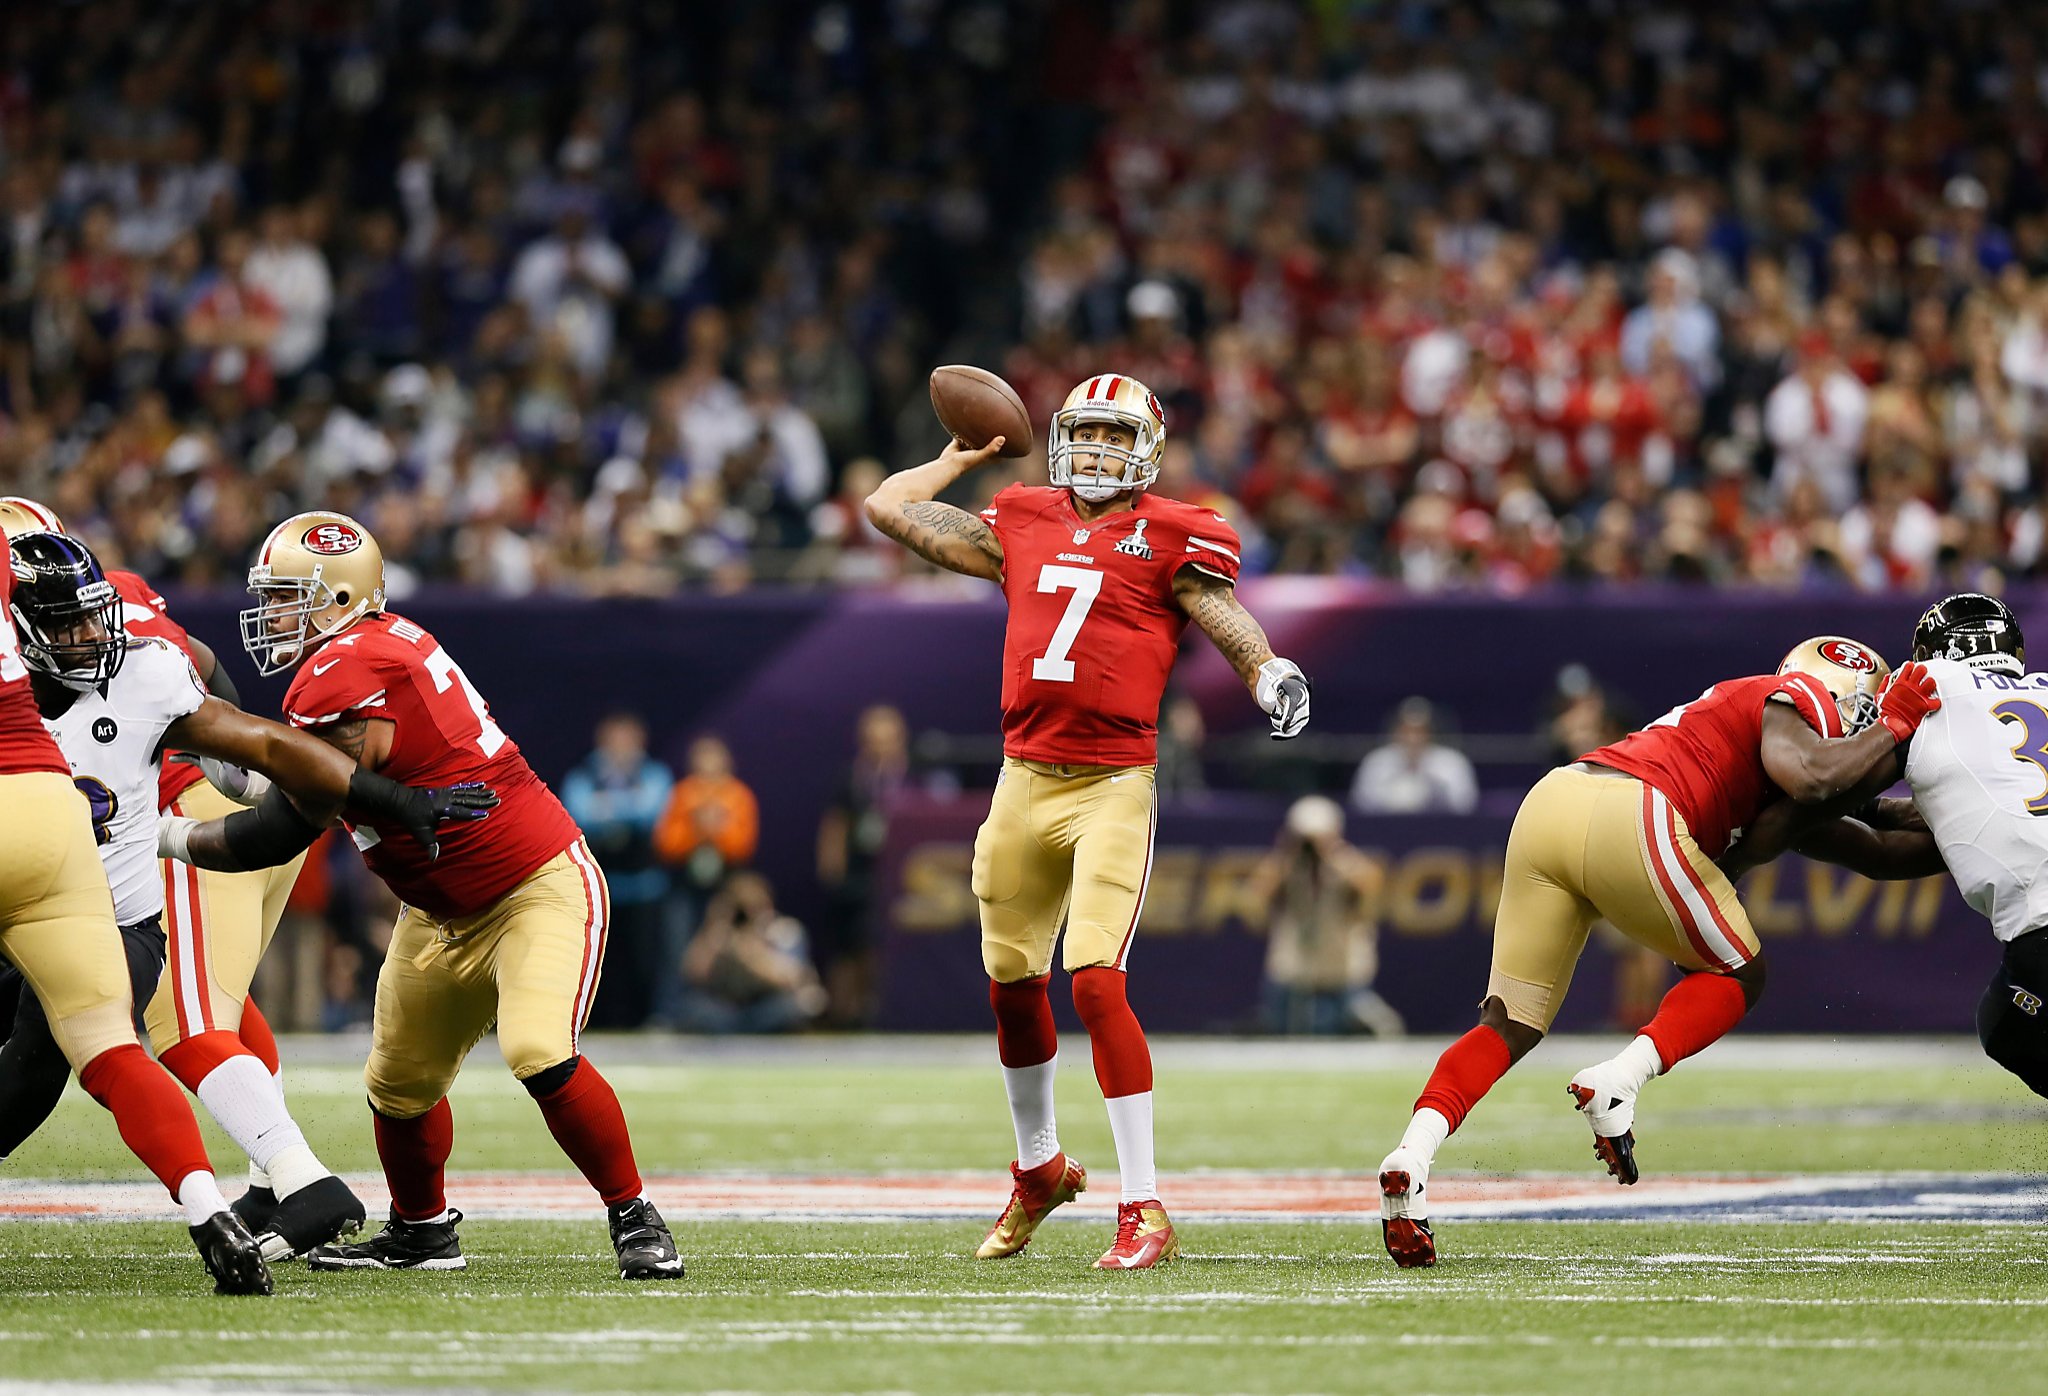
[0,536,67,777]
[979,484,1243,766]
[107,569,208,808]
[1584,671,1843,857]
[281,611,580,919]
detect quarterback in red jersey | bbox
[0,496,334,1247]
[0,532,271,1294]
[200,510,682,1280]
[866,372,1312,1269]
[1373,636,1944,1267]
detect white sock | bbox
[1104,1091,1157,1203]
[1398,1106,1451,1164]
[1002,1056,1061,1169]
[176,1170,230,1227]
[1610,1034,1666,1091]
[245,1071,286,1194]
[195,1056,331,1198]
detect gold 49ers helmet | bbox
[0,496,64,538]
[1048,372,1167,501]
[1778,635,1891,735]
[241,511,386,675]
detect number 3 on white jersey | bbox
[1031,564,1102,683]
[424,647,508,756]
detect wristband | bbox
[158,815,198,863]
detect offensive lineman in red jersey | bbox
[866,372,1313,1269]
[167,510,683,1279]
[0,497,338,1244]
[1372,636,1945,1267]
[0,532,271,1294]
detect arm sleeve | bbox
[283,651,389,729]
[219,784,326,869]
[1767,674,1842,739]
[1179,512,1244,584]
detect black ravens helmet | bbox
[1911,592,2025,676]
[8,531,126,690]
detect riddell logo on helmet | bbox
[1820,640,1877,672]
[301,522,362,555]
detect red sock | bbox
[158,1030,257,1093]
[1640,972,1749,1072]
[77,1044,213,1200]
[1413,1025,1514,1135]
[532,1059,644,1206]
[374,1097,453,1221]
[989,977,1057,1068]
[1069,967,1153,1097]
[239,998,280,1076]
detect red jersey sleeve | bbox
[284,651,390,729]
[109,570,195,659]
[1767,672,1843,738]
[1177,510,1244,585]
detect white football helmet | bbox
[1048,373,1167,501]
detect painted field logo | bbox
[1821,640,1878,672]
[302,522,363,556]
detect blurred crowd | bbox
[9,2,2048,596]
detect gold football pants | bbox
[0,772,136,1067]
[1490,766,1759,1031]
[972,758,1158,983]
[144,778,308,1049]
[363,840,611,1118]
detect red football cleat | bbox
[976,1153,1087,1259]
[1093,1200,1178,1270]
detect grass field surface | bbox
[3,1034,2044,1394]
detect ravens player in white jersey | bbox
[0,533,494,1257]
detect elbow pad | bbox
[220,786,324,869]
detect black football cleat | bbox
[1591,1129,1641,1186]
[608,1198,684,1280]
[191,1211,274,1296]
[231,1184,279,1236]
[258,1175,369,1261]
[307,1208,466,1271]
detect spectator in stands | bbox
[561,712,676,1029]
[1349,698,1479,815]
[816,705,909,1029]
[677,872,827,1035]
[1250,796,1404,1038]
[653,734,759,1028]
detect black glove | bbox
[347,770,500,860]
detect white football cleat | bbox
[1376,1145,1435,1268]
[1567,1060,1641,1185]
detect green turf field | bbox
[3,1035,2045,1395]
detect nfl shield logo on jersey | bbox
[1114,519,1153,560]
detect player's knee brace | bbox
[521,1055,581,1099]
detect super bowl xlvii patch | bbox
[1114,518,1153,560]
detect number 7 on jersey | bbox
[1031,565,1102,684]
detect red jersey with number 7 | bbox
[979,484,1243,767]
[281,611,580,918]
[1583,671,1843,858]
[0,535,69,777]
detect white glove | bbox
[1256,658,1312,740]
[158,815,199,864]
[171,753,272,807]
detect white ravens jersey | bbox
[1904,657,2048,942]
[42,636,206,925]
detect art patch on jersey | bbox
[1114,518,1153,559]
[90,716,117,743]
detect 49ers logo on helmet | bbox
[1820,639,1878,672]
[1145,389,1165,424]
[301,522,362,556]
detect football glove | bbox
[346,772,500,860]
[169,753,271,807]
[1257,658,1312,741]
[1876,661,1941,744]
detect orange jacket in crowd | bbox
[654,774,760,867]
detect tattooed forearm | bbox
[878,500,1005,580]
[1179,576,1275,689]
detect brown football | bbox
[929,364,1033,458]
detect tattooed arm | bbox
[863,437,1008,583]
[307,716,397,772]
[1174,567,1314,738]
[1173,568,1276,692]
